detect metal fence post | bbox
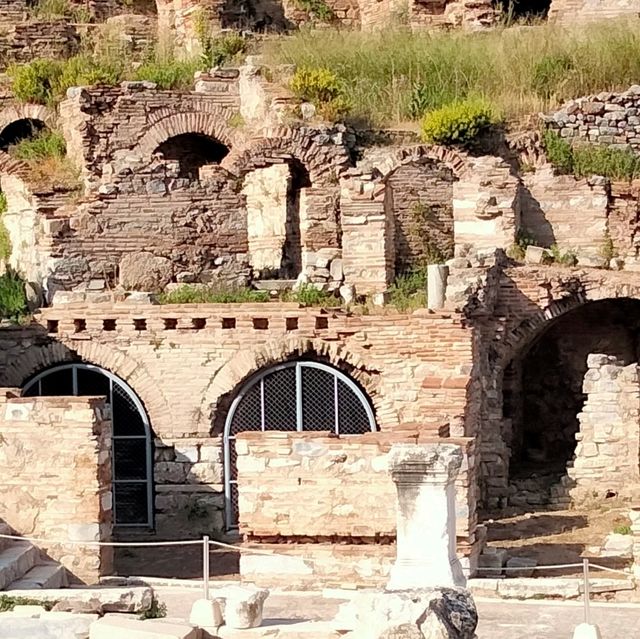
[203,535,210,600]
[582,558,591,625]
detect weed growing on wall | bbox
[388,270,428,312]
[293,0,335,22]
[0,193,11,262]
[0,595,56,612]
[507,229,536,261]
[135,59,200,90]
[543,130,640,180]
[139,597,167,620]
[549,244,577,266]
[421,98,499,147]
[158,285,270,304]
[284,284,337,306]
[0,270,29,321]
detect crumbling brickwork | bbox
[0,393,113,583]
[0,21,80,68]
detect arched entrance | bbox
[502,298,640,508]
[223,360,377,529]
[23,364,153,528]
[0,118,47,151]
[153,133,230,179]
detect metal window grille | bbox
[22,364,153,528]
[223,361,376,530]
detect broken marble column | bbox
[427,264,449,310]
[387,443,465,590]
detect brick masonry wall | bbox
[0,393,113,583]
[543,87,640,150]
[0,302,477,538]
[385,161,455,271]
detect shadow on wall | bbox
[518,182,556,248]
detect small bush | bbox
[0,270,28,321]
[290,67,351,121]
[549,244,577,266]
[158,285,270,304]
[285,284,337,306]
[202,33,247,68]
[294,0,335,21]
[56,55,123,97]
[531,54,575,99]
[613,524,632,535]
[542,130,574,174]
[388,270,428,312]
[139,596,167,620]
[8,59,62,105]
[135,59,200,90]
[507,229,536,261]
[573,145,640,181]
[420,98,498,147]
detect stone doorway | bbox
[502,298,640,510]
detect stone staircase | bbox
[0,522,67,591]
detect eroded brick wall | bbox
[0,21,80,68]
[0,393,112,583]
[549,0,640,23]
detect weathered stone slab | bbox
[11,587,153,613]
[89,616,199,639]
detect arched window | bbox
[22,364,153,528]
[223,360,376,529]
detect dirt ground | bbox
[482,504,633,578]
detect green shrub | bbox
[290,67,351,121]
[573,144,640,180]
[542,130,574,174]
[293,0,335,21]
[8,59,62,105]
[507,229,536,261]
[157,285,270,304]
[284,284,337,306]
[388,270,428,312]
[201,32,247,68]
[549,244,577,266]
[56,55,123,97]
[420,98,498,147]
[139,596,167,620]
[135,59,200,90]
[0,270,28,321]
[613,524,632,535]
[531,54,575,99]
[8,130,66,162]
[0,193,11,262]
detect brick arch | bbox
[4,340,173,437]
[133,108,237,159]
[0,104,57,136]
[201,336,400,434]
[496,277,640,370]
[377,145,470,181]
[221,128,353,185]
[0,151,30,180]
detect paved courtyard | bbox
[155,584,640,639]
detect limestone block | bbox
[524,246,549,265]
[189,598,223,631]
[119,252,173,292]
[601,533,633,557]
[24,587,154,613]
[505,556,537,577]
[213,585,270,629]
[89,616,200,639]
[0,614,96,639]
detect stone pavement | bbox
[154,584,640,639]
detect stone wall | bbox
[569,354,640,501]
[544,87,640,150]
[548,0,640,23]
[0,392,112,583]
[521,168,608,260]
[608,180,640,270]
[385,161,455,272]
[0,21,80,68]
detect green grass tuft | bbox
[8,130,66,162]
[0,595,56,613]
[0,270,28,321]
[157,285,270,304]
[284,284,337,306]
[388,270,428,312]
[134,58,200,90]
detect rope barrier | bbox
[0,533,202,547]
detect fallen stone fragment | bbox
[214,584,270,629]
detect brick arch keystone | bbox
[497,276,640,370]
[221,128,353,185]
[200,336,400,433]
[377,144,470,181]
[5,340,173,437]
[133,108,238,159]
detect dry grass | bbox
[260,19,640,127]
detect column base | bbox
[386,556,466,591]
